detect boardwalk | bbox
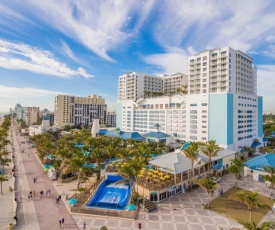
[11,122,78,230]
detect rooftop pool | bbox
[86,175,131,210]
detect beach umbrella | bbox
[164,175,171,179]
[125,204,137,211]
[67,198,78,205]
[148,172,153,175]
[153,175,158,178]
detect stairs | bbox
[143,200,157,212]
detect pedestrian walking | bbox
[40,190,43,198]
[48,189,51,195]
[33,178,36,183]
[33,190,35,196]
[221,188,224,197]
[56,196,59,204]
[83,222,86,229]
[46,190,48,196]
[59,220,62,228]
[58,195,61,201]
[61,218,64,225]
[30,191,32,198]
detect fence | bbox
[70,206,138,219]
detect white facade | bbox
[29,120,57,136]
[106,112,116,127]
[118,72,188,101]
[117,47,263,151]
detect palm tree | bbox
[229,191,272,220]
[261,165,275,190]
[0,175,8,195]
[90,147,107,180]
[199,140,222,173]
[228,158,244,188]
[118,148,131,161]
[0,156,11,174]
[194,177,219,207]
[238,220,275,230]
[67,150,92,190]
[118,163,135,192]
[182,142,199,190]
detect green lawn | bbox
[208,187,274,224]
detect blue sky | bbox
[0,0,275,113]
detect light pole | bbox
[19,179,22,200]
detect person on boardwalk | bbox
[59,220,62,228]
[33,178,36,183]
[61,218,64,225]
[40,190,43,198]
[48,189,51,195]
[83,222,86,229]
[56,196,59,204]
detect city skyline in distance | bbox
[0,1,275,113]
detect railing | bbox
[70,206,138,219]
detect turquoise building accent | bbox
[209,93,234,145]
[257,96,263,137]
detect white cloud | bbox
[144,50,189,75]
[257,65,275,96]
[152,0,275,53]
[256,65,275,113]
[61,40,80,63]
[0,85,68,99]
[0,0,156,62]
[0,40,93,78]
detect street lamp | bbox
[19,179,22,200]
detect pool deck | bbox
[72,173,275,230]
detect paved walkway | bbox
[11,122,78,230]
[73,173,275,230]
[0,117,16,229]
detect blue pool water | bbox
[86,175,131,210]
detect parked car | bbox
[212,177,221,184]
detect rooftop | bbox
[245,153,275,171]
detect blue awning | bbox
[98,129,108,135]
[251,142,261,148]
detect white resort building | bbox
[117,47,263,151]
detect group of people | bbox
[59,218,65,227]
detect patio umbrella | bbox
[153,175,158,178]
[125,204,137,210]
[148,172,153,175]
[164,175,171,179]
[67,198,78,205]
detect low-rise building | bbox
[244,153,275,182]
[29,120,57,136]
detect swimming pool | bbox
[86,175,131,210]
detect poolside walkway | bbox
[11,122,78,230]
[72,173,275,230]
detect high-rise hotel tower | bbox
[117,47,263,151]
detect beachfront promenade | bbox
[0,117,16,229]
[8,121,78,230]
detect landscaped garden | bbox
[208,187,274,224]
